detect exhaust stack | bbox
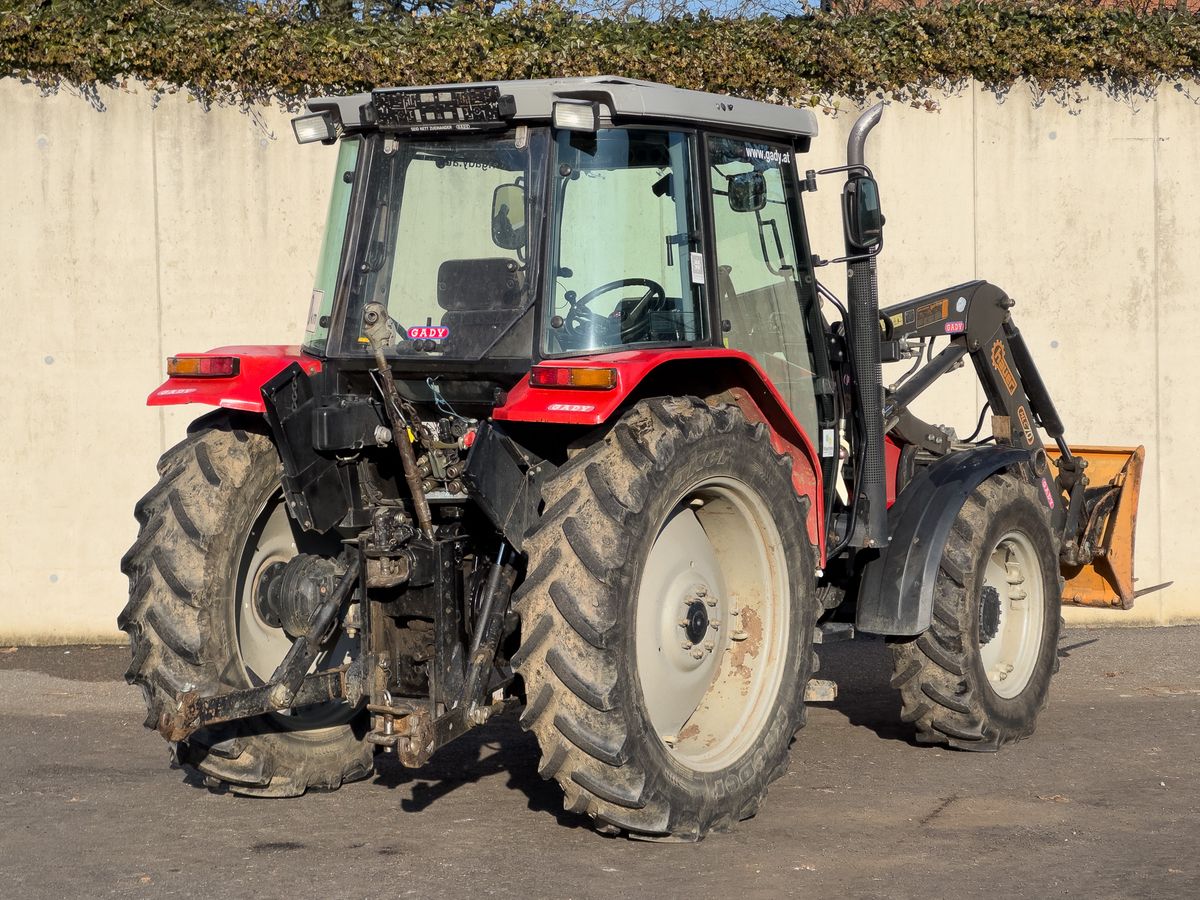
[845,104,888,548]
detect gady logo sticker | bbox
[1040,477,1055,509]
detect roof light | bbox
[552,99,600,133]
[167,356,239,378]
[529,365,617,390]
[292,112,337,145]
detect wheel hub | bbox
[683,600,710,645]
[255,553,342,638]
[978,585,1001,645]
[978,531,1046,699]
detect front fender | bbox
[855,446,1030,636]
[147,346,323,413]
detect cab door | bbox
[705,134,823,445]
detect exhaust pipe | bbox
[845,104,887,549]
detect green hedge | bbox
[2,1,1199,108]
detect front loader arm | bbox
[877,281,1144,610]
[882,281,1055,463]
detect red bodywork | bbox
[495,348,826,559]
[148,345,826,559]
[147,346,321,413]
[884,436,903,507]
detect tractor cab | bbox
[297,78,827,439]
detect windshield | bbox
[544,129,707,356]
[335,129,548,359]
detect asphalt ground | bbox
[1,627,1197,899]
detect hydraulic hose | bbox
[362,302,435,540]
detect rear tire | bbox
[513,398,819,840]
[889,471,1062,751]
[118,413,372,796]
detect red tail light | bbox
[529,365,618,390]
[167,356,240,378]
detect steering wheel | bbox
[564,278,667,344]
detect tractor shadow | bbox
[371,715,590,829]
[819,630,1104,744]
[818,635,918,745]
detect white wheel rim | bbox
[635,477,790,772]
[978,529,1046,699]
[236,491,355,729]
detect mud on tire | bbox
[513,397,820,840]
[889,471,1063,751]
[118,412,372,796]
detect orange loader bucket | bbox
[1050,445,1145,609]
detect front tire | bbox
[119,413,372,796]
[513,398,819,840]
[890,471,1062,750]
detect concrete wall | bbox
[1,78,1194,642]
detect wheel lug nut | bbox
[706,599,717,608]
[678,619,689,628]
[681,641,693,650]
[690,648,705,660]
[703,641,714,651]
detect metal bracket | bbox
[160,668,354,742]
[804,679,838,702]
[157,556,363,742]
[813,622,855,644]
[365,698,518,767]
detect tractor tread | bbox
[548,579,613,650]
[519,682,553,731]
[553,710,630,767]
[120,415,371,798]
[889,471,1061,752]
[571,766,646,809]
[545,645,616,712]
[515,397,818,840]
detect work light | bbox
[552,99,600,133]
[292,112,337,145]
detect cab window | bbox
[544,129,707,355]
[708,135,820,442]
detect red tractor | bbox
[120,77,1143,840]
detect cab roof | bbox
[309,76,818,142]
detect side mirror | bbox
[843,175,884,250]
[727,171,766,213]
[491,183,526,251]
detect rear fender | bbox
[147,346,323,413]
[856,446,1030,636]
[493,349,824,558]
